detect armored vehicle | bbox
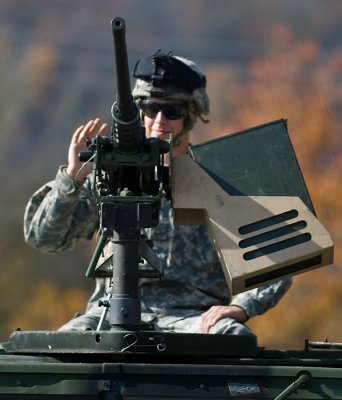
[0,17,339,399]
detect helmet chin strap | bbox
[171,128,189,148]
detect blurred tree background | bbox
[0,0,340,349]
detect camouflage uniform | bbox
[24,166,292,336]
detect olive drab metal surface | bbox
[0,340,342,398]
[190,119,315,212]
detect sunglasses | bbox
[139,101,186,120]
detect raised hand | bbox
[66,118,108,180]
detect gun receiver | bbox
[80,17,169,200]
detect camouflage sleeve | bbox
[24,166,99,253]
[230,277,292,319]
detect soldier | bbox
[24,51,292,336]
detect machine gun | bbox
[80,17,169,329]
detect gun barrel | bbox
[111,17,141,155]
[112,17,135,121]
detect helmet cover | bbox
[132,51,210,118]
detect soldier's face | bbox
[142,98,188,156]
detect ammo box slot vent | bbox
[239,209,311,260]
[244,254,322,288]
[242,233,312,261]
[238,209,299,234]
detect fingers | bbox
[73,118,108,143]
[86,118,101,137]
[201,319,216,334]
[200,305,248,334]
[200,305,235,333]
[86,118,109,137]
[66,118,108,179]
[200,307,221,334]
[72,125,85,143]
[98,122,109,135]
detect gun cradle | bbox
[172,154,334,295]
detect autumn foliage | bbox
[196,24,342,349]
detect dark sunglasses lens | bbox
[163,105,185,120]
[141,103,159,118]
[140,102,185,120]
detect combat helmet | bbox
[132,50,210,133]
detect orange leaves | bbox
[200,28,342,348]
[248,267,342,349]
[6,281,89,333]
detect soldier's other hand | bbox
[200,305,248,334]
[66,118,108,180]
